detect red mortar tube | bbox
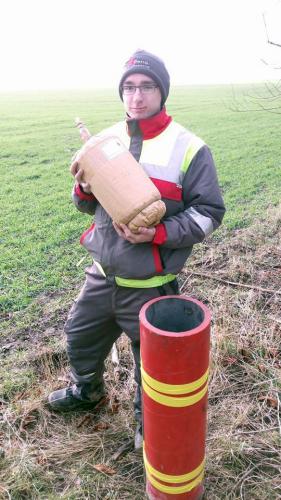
[139,295,211,500]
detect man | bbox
[48,50,225,450]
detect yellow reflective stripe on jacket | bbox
[141,365,209,395]
[180,136,205,173]
[115,273,176,288]
[142,378,208,407]
[143,446,205,484]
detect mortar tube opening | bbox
[145,297,204,333]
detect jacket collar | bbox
[126,107,172,140]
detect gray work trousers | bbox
[65,263,179,422]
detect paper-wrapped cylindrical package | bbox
[75,134,166,232]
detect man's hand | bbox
[70,159,92,194]
[113,222,156,243]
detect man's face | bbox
[122,73,162,120]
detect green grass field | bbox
[0,86,280,499]
[1,85,280,313]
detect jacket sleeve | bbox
[71,183,98,215]
[153,145,225,249]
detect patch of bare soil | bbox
[0,287,79,354]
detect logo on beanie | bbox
[126,57,150,69]
[127,57,136,67]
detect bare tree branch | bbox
[263,12,281,48]
[229,11,281,114]
[268,40,281,48]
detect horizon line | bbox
[0,80,275,94]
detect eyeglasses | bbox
[122,84,159,95]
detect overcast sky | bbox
[1,0,281,91]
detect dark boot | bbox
[47,383,106,411]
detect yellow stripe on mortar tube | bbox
[142,378,208,407]
[147,469,204,495]
[141,365,209,395]
[143,446,205,483]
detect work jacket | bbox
[72,108,225,287]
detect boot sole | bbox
[46,396,107,412]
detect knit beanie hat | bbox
[119,50,170,106]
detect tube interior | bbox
[145,298,204,333]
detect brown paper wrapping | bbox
[76,135,166,232]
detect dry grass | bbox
[179,203,281,499]
[0,205,281,499]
